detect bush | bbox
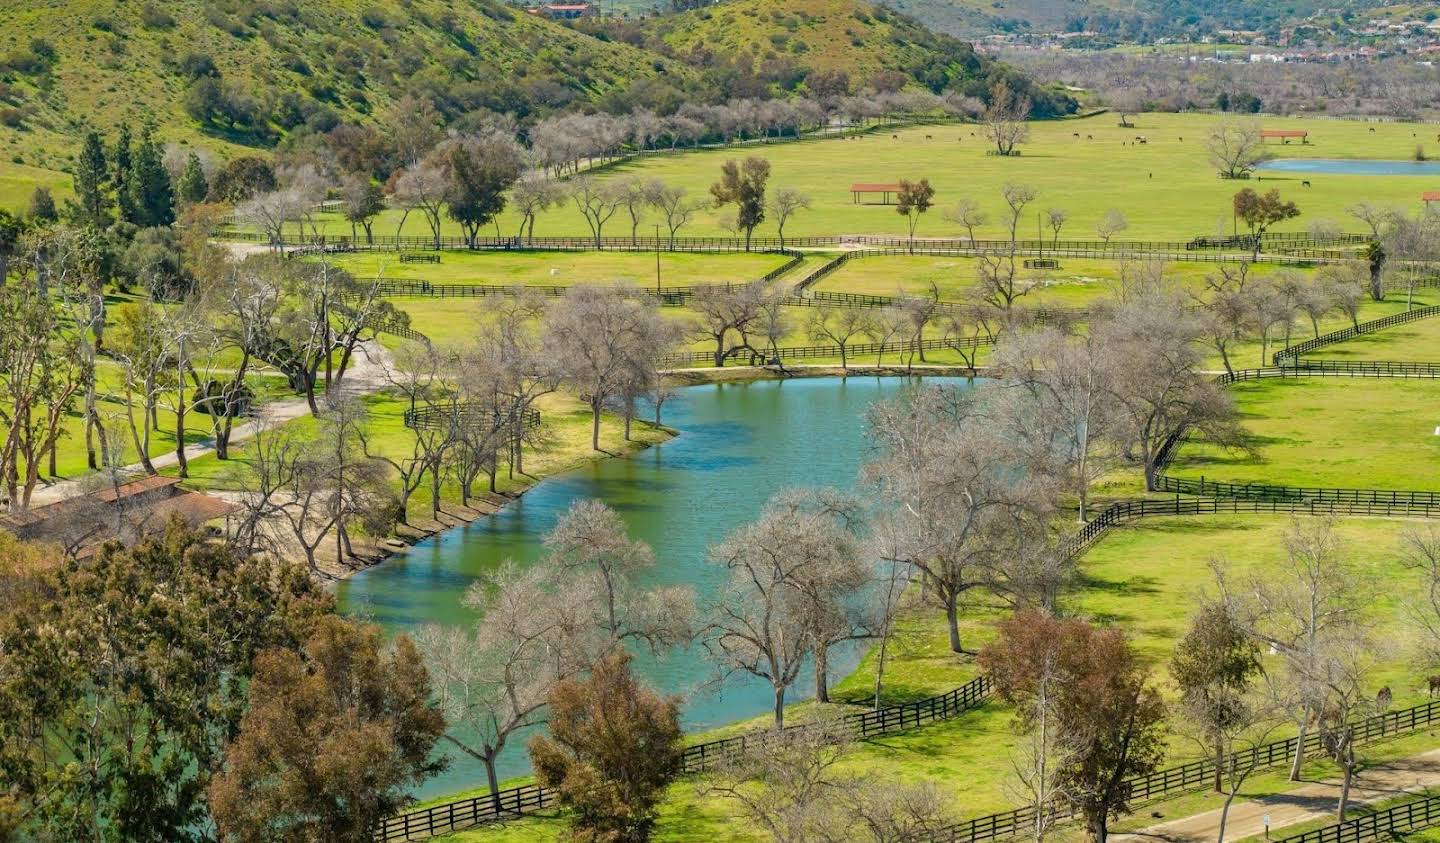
[0,108,25,129]
[141,5,176,29]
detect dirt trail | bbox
[1114,747,1440,843]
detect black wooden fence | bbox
[909,698,1440,843]
[656,334,992,369]
[374,674,993,842]
[1272,795,1440,843]
[1273,305,1440,364]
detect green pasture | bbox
[1168,377,1440,490]
[238,113,1440,243]
[439,513,1430,842]
[0,160,71,213]
[1304,309,1440,363]
[313,250,796,287]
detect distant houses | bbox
[527,2,596,19]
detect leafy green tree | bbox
[25,187,56,223]
[126,125,175,227]
[208,156,277,203]
[1233,187,1300,259]
[0,525,329,842]
[1171,601,1262,792]
[113,122,135,222]
[340,174,384,243]
[710,156,770,251]
[441,136,523,248]
[121,226,189,299]
[0,209,22,283]
[67,130,112,228]
[896,178,936,253]
[209,615,446,843]
[982,610,1168,843]
[530,650,684,843]
[177,153,209,207]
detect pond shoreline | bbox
[330,365,980,581]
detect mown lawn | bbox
[1168,377,1440,490]
[1304,307,1440,363]
[313,250,796,287]
[227,113,1440,242]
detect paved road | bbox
[1115,748,1440,843]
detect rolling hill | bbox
[0,0,689,171]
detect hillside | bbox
[633,0,1073,113]
[0,0,689,170]
[873,0,1372,40]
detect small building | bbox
[849,183,903,205]
[0,475,238,559]
[1260,129,1309,144]
[527,3,595,19]
[1423,191,1440,206]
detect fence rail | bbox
[913,698,1440,843]
[375,674,993,841]
[1273,795,1440,843]
[228,230,1365,259]
[402,404,542,435]
[657,334,992,369]
[1274,305,1440,364]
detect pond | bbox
[1259,158,1440,177]
[335,374,968,800]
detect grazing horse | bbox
[1428,675,1440,697]
[1086,134,1093,139]
[892,134,898,140]
[1377,686,1392,712]
[1302,180,1312,187]
[925,134,933,140]
[1073,132,1081,138]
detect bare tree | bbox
[544,498,695,658]
[652,183,703,249]
[704,492,867,726]
[865,385,1059,653]
[391,160,448,248]
[362,342,455,521]
[1401,525,1440,672]
[984,80,1032,157]
[615,176,662,248]
[944,197,988,243]
[544,285,676,450]
[570,177,624,250]
[1045,208,1068,248]
[1096,292,1243,491]
[237,188,303,250]
[1096,208,1129,244]
[991,328,1116,521]
[1207,119,1272,179]
[690,282,768,367]
[767,188,811,250]
[414,562,575,811]
[976,182,1038,313]
[807,306,872,371]
[510,172,565,245]
[1216,519,1374,789]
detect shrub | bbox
[141,5,176,29]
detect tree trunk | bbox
[1214,737,1224,793]
[1336,764,1353,820]
[945,600,963,654]
[773,685,786,729]
[591,399,602,451]
[814,643,829,703]
[1289,717,1308,781]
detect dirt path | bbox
[27,340,394,507]
[1114,747,1440,843]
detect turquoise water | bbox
[1259,158,1440,176]
[335,375,965,799]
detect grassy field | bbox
[1168,378,1440,490]
[1303,309,1440,363]
[0,160,71,213]
[233,113,1440,243]
[314,250,796,287]
[437,513,1431,842]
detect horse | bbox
[891,134,898,140]
[1428,675,1440,697]
[1302,180,1312,188]
[1377,686,1392,712]
[925,134,933,140]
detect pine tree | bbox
[126,126,175,227]
[176,153,208,207]
[113,123,136,223]
[26,187,57,223]
[67,130,112,228]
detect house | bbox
[527,3,595,20]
